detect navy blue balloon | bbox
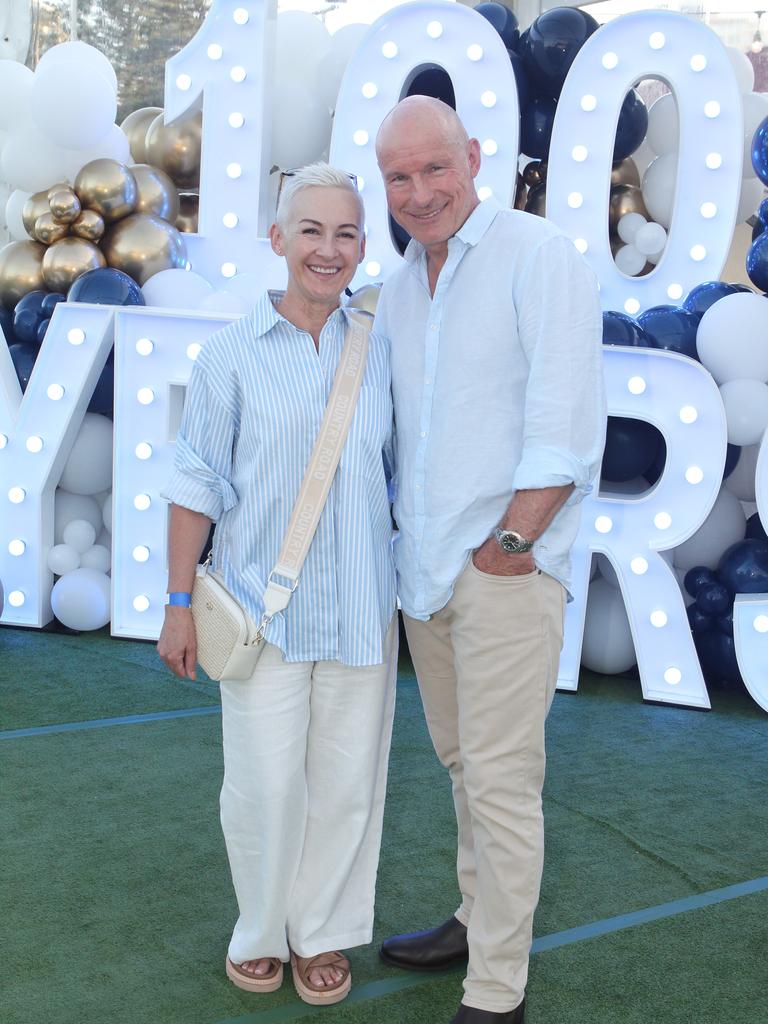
[0,306,14,343]
[40,292,65,317]
[723,443,741,481]
[746,231,768,292]
[728,283,754,294]
[745,512,767,542]
[519,8,599,98]
[718,538,768,595]
[36,318,51,345]
[67,267,145,306]
[750,113,768,185]
[695,630,742,688]
[406,66,455,107]
[684,566,718,598]
[752,219,765,244]
[683,280,737,316]
[637,305,700,360]
[13,306,44,346]
[602,417,663,483]
[520,96,557,159]
[8,342,37,391]
[613,90,648,162]
[716,610,734,638]
[524,181,546,214]
[601,311,652,347]
[476,2,519,50]
[687,604,713,635]
[88,356,114,416]
[642,436,667,485]
[695,582,731,617]
[508,50,530,112]
[390,215,410,256]
[15,289,48,314]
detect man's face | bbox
[377,119,481,254]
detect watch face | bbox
[496,529,531,553]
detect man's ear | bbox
[269,222,284,256]
[468,138,482,179]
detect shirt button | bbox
[420,431,426,438]
[425,377,432,385]
[430,324,438,331]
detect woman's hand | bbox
[472,537,535,577]
[158,606,198,679]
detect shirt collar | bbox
[251,289,347,338]
[403,197,502,265]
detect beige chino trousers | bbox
[404,561,565,1013]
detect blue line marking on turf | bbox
[216,875,768,1024]
[0,705,221,739]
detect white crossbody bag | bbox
[191,314,370,682]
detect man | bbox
[373,96,605,1023]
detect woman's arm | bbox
[157,504,213,680]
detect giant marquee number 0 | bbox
[1,0,765,712]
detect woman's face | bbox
[270,186,365,306]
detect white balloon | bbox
[223,271,273,303]
[0,125,72,191]
[641,153,677,228]
[634,222,667,257]
[31,62,117,150]
[62,125,131,182]
[737,176,765,223]
[80,544,111,573]
[617,212,646,245]
[197,290,251,315]
[59,413,113,495]
[4,189,31,240]
[50,568,111,630]
[96,526,111,550]
[673,487,747,571]
[630,139,656,178]
[646,93,679,156]
[47,543,81,575]
[142,268,214,309]
[726,46,755,94]
[697,293,768,384]
[63,518,97,555]
[276,11,332,80]
[724,444,760,503]
[581,579,637,675]
[0,61,33,132]
[614,244,646,277]
[271,81,332,169]
[37,41,118,94]
[720,379,768,446]
[101,492,112,533]
[742,92,768,177]
[54,490,102,542]
[595,553,619,588]
[315,23,370,111]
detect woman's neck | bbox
[273,289,340,349]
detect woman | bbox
[158,164,396,1005]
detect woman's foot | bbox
[290,950,351,1005]
[225,955,283,992]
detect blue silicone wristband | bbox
[167,592,192,607]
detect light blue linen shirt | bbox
[374,199,606,620]
[162,291,396,666]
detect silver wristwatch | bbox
[494,528,534,554]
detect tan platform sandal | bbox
[290,950,351,1005]
[225,955,283,993]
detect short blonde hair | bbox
[275,162,363,228]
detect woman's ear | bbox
[358,231,366,264]
[269,223,284,257]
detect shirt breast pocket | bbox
[341,386,393,476]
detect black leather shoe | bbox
[450,999,525,1023]
[379,915,468,970]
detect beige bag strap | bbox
[260,312,370,625]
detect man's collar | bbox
[402,197,502,264]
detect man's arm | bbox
[473,484,574,576]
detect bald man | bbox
[373,97,605,1023]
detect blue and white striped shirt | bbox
[162,291,396,667]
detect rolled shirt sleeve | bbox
[511,233,606,506]
[161,347,239,521]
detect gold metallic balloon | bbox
[513,173,527,212]
[524,183,547,218]
[347,283,381,316]
[130,163,180,223]
[609,184,649,237]
[71,209,106,243]
[42,237,106,293]
[74,159,138,223]
[101,212,187,286]
[523,161,546,189]
[144,110,202,190]
[0,240,46,306]
[34,213,69,245]
[176,192,199,234]
[611,158,641,189]
[22,191,53,237]
[120,106,163,164]
[49,189,82,225]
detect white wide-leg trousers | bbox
[220,618,398,964]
